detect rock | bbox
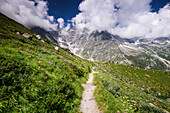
[149,103,155,108]
[16,32,20,35]
[36,35,41,40]
[63,48,73,55]
[145,74,150,77]
[22,33,32,39]
[54,46,59,50]
[41,40,45,43]
[167,98,170,102]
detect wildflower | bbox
[1,44,2,46]
[25,49,29,52]
[18,47,22,50]
[38,61,42,64]
[117,110,120,113]
[29,56,31,58]
[27,63,29,66]
[41,68,44,70]
[63,61,68,63]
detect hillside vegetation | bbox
[93,62,170,112]
[0,13,92,112]
[0,13,169,112]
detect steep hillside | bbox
[0,13,92,112]
[0,13,169,113]
[93,62,170,112]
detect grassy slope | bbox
[0,13,92,112]
[93,62,170,112]
[0,13,169,113]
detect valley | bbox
[0,13,170,113]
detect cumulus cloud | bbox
[0,0,58,31]
[72,0,170,39]
[72,0,117,32]
[61,23,71,35]
[57,18,65,29]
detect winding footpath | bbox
[80,70,103,113]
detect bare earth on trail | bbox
[80,70,103,113]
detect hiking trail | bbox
[80,70,103,113]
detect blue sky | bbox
[47,0,170,22]
[150,0,170,12]
[47,0,82,21]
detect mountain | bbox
[30,27,59,44]
[31,27,170,71]
[56,28,170,71]
[0,12,170,112]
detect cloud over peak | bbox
[57,18,65,29]
[0,0,58,31]
[0,0,169,39]
[72,0,170,39]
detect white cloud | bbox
[0,0,58,31]
[72,0,117,32]
[61,23,71,35]
[57,18,65,29]
[72,0,170,39]
[48,16,54,22]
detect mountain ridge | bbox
[30,27,170,71]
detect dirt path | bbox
[80,70,102,113]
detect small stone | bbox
[41,40,45,43]
[36,35,41,39]
[22,33,32,38]
[89,98,94,101]
[54,46,59,50]
[16,32,20,35]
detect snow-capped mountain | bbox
[31,27,170,71]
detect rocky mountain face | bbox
[31,27,59,44]
[31,27,170,71]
